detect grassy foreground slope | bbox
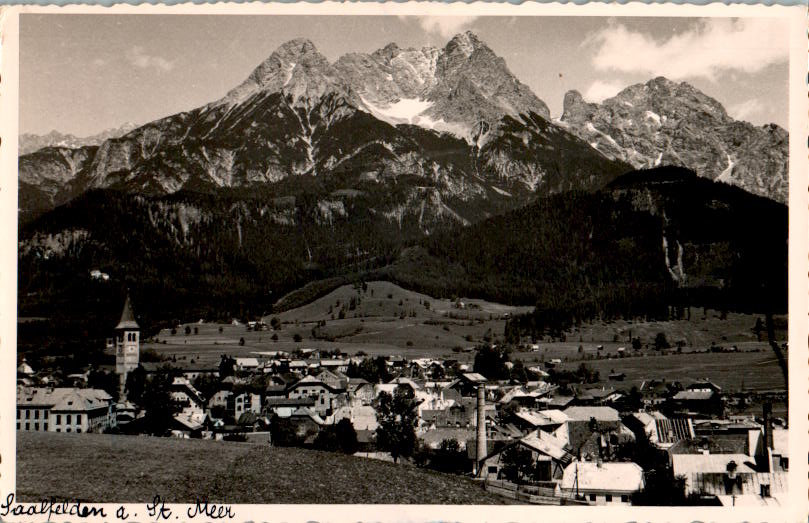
[17,432,510,504]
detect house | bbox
[235,357,260,372]
[170,377,206,417]
[233,392,262,420]
[319,359,349,374]
[625,411,694,449]
[671,453,787,503]
[511,409,568,434]
[287,374,346,416]
[347,378,375,405]
[447,373,487,397]
[477,429,574,482]
[560,461,645,505]
[669,389,723,417]
[264,397,316,418]
[17,386,116,433]
[419,427,475,450]
[556,406,634,459]
[326,405,378,431]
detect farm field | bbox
[16,432,512,504]
[145,281,531,364]
[142,281,786,395]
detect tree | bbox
[334,418,359,454]
[270,317,280,330]
[125,364,147,405]
[219,354,236,379]
[654,332,670,350]
[473,345,510,380]
[510,360,528,384]
[632,337,643,351]
[270,415,300,447]
[293,333,303,343]
[375,386,419,463]
[141,367,180,436]
[88,369,120,402]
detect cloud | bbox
[416,16,478,39]
[127,46,174,72]
[729,99,764,122]
[584,80,626,103]
[587,18,788,81]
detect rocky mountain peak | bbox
[220,38,344,106]
[560,77,787,203]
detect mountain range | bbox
[17,32,789,329]
[19,123,139,156]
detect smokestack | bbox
[476,385,487,476]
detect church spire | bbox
[115,294,140,331]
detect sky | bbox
[19,14,789,137]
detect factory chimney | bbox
[475,384,487,477]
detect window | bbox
[25,410,30,419]
[16,423,20,430]
[76,414,82,424]
[56,414,61,425]
[34,410,39,419]
[589,495,596,502]
[488,466,498,473]
[66,428,71,432]
[621,495,628,503]
[760,485,771,497]
[66,414,72,424]
[34,423,39,431]
[605,495,612,502]
[56,428,60,432]
[16,410,20,419]
[77,428,82,433]
[44,424,48,431]
[25,423,30,430]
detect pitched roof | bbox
[673,390,716,401]
[561,461,645,492]
[564,406,620,422]
[520,430,573,462]
[671,453,757,475]
[115,295,140,330]
[17,387,112,411]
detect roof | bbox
[420,427,475,448]
[561,461,644,492]
[520,430,572,462]
[461,372,487,383]
[235,357,260,367]
[515,409,568,427]
[115,295,140,330]
[673,390,716,401]
[564,406,620,422]
[671,453,757,475]
[265,397,315,407]
[17,387,112,412]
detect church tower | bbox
[114,295,140,385]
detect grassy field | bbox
[17,432,512,504]
[141,281,786,394]
[145,281,531,364]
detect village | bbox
[16,295,789,507]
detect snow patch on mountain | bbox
[359,95,434,125]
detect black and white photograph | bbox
[2,3,806,517]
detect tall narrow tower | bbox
[475,384,487,477]
[114,295,140,396]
